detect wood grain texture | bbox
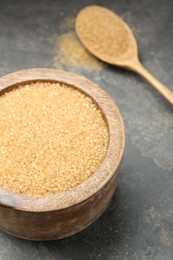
[0,68,125,240]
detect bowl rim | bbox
[0,68,125,212]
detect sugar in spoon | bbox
[75,5,173,106]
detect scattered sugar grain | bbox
[54,31,104,72]
[59,17,75,31]
[0,82,108,196]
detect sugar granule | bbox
[0,82,108,196]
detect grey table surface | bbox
[0,0,173,259]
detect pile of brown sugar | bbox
[0,82,108,196]
[54,16,104,72]
[55,31,103,71]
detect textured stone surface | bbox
[0,0,173,259]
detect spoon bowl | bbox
[76,5,137,67]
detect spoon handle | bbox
[127,58,173,106]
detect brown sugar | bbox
[54,31,104,72]
[54,15,104,72]
[0,82,108,196]
[76,6,130,60]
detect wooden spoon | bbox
[75,5,173,106]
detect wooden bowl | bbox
[0,68,125,240]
